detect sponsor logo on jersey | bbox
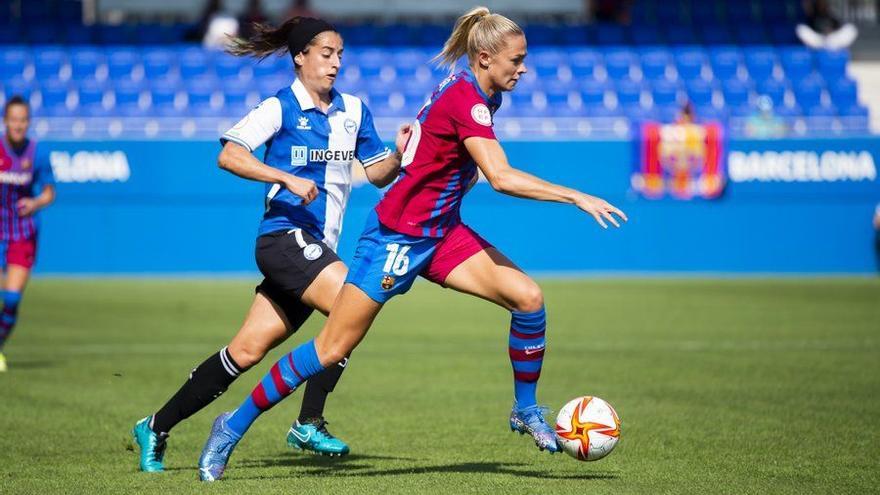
[381,275,395,290]
[291,146,308,166]
[471,104,492,126]
[0,171,32,185]
[344,118,358,135]
[297,116,312,130]
[49,151,131,183]
[310,149,355,162]
[728,150,877,183]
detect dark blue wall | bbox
[34,137,880,274]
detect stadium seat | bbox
[604,48,635,80]
[215,53,247,81]
[639,48,671,82]
[149,85,182,117]
[38,79,71,116]
[113,80,147,116]
[756,79,787,107]
[2,79,34,103]
[580,79,607,107]
[615,79,643,108]
[178,48,210,79]
[75,80,110,117]
[815,50,849,80]
[743,46,777,82]
[674,49,706,81]
[793,77,824,109]
[722,79,751,108]
[32,48,67,81]
[651,80,680,108]
[1,48,30,81]
[143,49,176,80]
[829,78,858,108]
[569,49,601,79]
[69,48,105,81]
[685,80,715,107]
[779,46,813,83]
[708,46,742,81]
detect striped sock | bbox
[226,339,325,437]
[0,291,22,350]
[508,307,546,409]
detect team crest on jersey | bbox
[21,158,31,170]
[344,118,358,135]
[297,116,312,130]
[381,275,395,290]
[303,243,323,261]
[471,104,492,126]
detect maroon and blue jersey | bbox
[0,136,54,241]
[375,69,501,238]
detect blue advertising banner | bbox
[33,136,880,275]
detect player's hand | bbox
[575,194,627,229]
[16,198,38,217]
[283,176,318,205]
[395,123,413,155]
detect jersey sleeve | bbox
[355,103,391,167]
[448,85,497,142]
[32,145,55,190]
[220,97,283,151]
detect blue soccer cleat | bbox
[287,418,350,457]
[509,403,561,453]
[131,416,168,472]
[198,412,241,482]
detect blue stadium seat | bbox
[69,48,105,81]
[113,80,146,116]
[214,53,247,81]
[779,46,813,83]
[829,78,858,108]
[252,56,292,80]
[106,49,140,81]
[1,48,30,81]
[639,48,671,82]
[695,105,728,124]
[615,79,643,107]
[257,76,292,99]
[33,48,67,81]
[149,85,182,117]
[569,49,601,79]
[793,76,824,109]
[815,50,849,81]
[623,104,657,123]
[685,80,714,107]
[743,46,777,82]
[651,80,680,107]
[3,79,34,102]
[806,105,835,117]
[708,46,742,81]
[722,79,751,108]
[604,48,635,80]
[38,79,71,116]
[756,78,787,107]
[178,48,210,79]
[76,80,110,117]
[839,105,869,132]
[582,102,620,118]
[674,49,706,81]
[143,49,176,80]
[580,79,607,107]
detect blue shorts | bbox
[345,211,492,304]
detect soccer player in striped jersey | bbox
[131,17,411,473]
[0,96,56,372]
[198,7,626,481]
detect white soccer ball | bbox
[555,396,621,461]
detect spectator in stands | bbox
[796,0,858,50]
[590,0,631,24]
[188,0,224,41]
[197,0,239,49]
[745,96,787,138]
[676,101,695,125]
[238,0,269,40]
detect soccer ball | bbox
[555,396,621,461]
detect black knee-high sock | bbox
[151,346,245,435]
[298,357,348,422]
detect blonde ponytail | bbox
[434,6,523,71]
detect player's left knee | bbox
[511,282,544,313]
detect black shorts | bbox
[254,228,339,324]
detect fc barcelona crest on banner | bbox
[632,122,726,200]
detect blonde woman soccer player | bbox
[131,17,411,472]
[199,7,626,481]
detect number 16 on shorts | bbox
[383,243,410,276]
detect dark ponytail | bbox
[227,17,336,63]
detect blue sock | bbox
[508,307,546,409]
[226,339,325,437]
[0,291,22,350]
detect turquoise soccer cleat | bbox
[198,412,241,482]
[509,403,561,453]
[287,418,350,457]
[131,416,168,472]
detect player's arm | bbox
[219,97,317,204]
[16,184,55,217]
[218,142,317,204]
[363,124,412,187]
[464,136,627,229]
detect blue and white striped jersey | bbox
[222,78,390,250]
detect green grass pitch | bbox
[1,278,878,494]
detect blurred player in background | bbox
[0,96,56,372]
[198,6,626,481]
[131,17,410,473]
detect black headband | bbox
[288,17,336,56]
